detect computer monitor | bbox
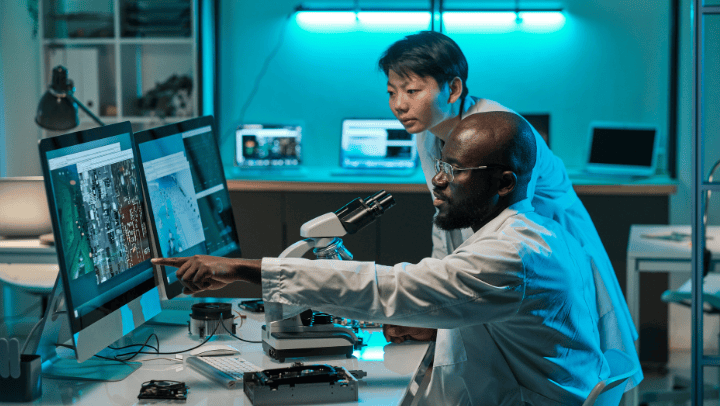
[585,121,659,177]
[235,124,302,168]
[34,121,161,379]
[135,116,242,300]
[338,119,417,170]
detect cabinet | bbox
[38,0,213,136]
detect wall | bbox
[0,0,42,177]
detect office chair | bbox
[583,349,640,406]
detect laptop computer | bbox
[583,121,660,177]
[0,177,53,238]
[331,119,418,177]
[235,124,304,176]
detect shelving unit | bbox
[692,0,720,403]
[38,0,212,136]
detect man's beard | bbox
[433,193,486,231]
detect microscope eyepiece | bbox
[334,190,395,235]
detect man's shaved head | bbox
[451,111,536,182]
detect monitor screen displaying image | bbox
[136,116,241,300]
[235,124,302,168]
[339,119,417,170]
[38,121,160,363]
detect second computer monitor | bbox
[135,116,242,300]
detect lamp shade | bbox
[35,66,80,131]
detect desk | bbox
[3,299,428,405]
[0,239,59,330]
[626,225,720,343]
[625,225,720,404]
[0,238,57,264]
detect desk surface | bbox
[6,300,428,405]
[225,166,678,195]
[627,225,720,261]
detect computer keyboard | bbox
[186,355,261,389]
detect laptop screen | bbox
[586,122,659,177]
[340,119,417,170]
[235,124,302,168]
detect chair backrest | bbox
[582,349,640,406]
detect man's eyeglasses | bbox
[433,159,506,182]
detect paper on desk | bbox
[642,232,692,242]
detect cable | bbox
[19,318,44,354]
[236,8,294,125]
[220,315,262,344]
[102,315,225,360]
[110,333,161,362]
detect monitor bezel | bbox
[134,115,242,300]
[338,118,418,170]
[38,121,160,346]
[585,121,660,177]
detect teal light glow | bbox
[352,346,385,362]
[296,10,564,33]
[444,11,565,33]
[516,12,566,32]
[358,12,430,29]
[296,11,356,32]
[296,11,430,32]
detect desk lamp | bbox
[35,66,105,131]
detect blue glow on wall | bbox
[296,11,431,32]
[444,11,565,33]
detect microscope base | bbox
[261,325,357,363]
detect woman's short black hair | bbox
[378,31,469,100]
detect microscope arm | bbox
[278,237,336,259]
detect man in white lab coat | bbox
[154,112,610,405]
[378,31,641,389]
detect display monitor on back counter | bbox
[235,124,302,168]
[36,121,161,377]
[332,119,418,177]
[135,116,242,300]
[585,121,659,177]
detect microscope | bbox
[261,190,395,362]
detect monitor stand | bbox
[22,277,141,381]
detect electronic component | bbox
[188,303,235,339]
[238,299,265,313]
[243,363,359,406]
[138,380,188,400]
[186,355,261,389]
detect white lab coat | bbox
[416,97,642,390]
[263,199,610,405]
